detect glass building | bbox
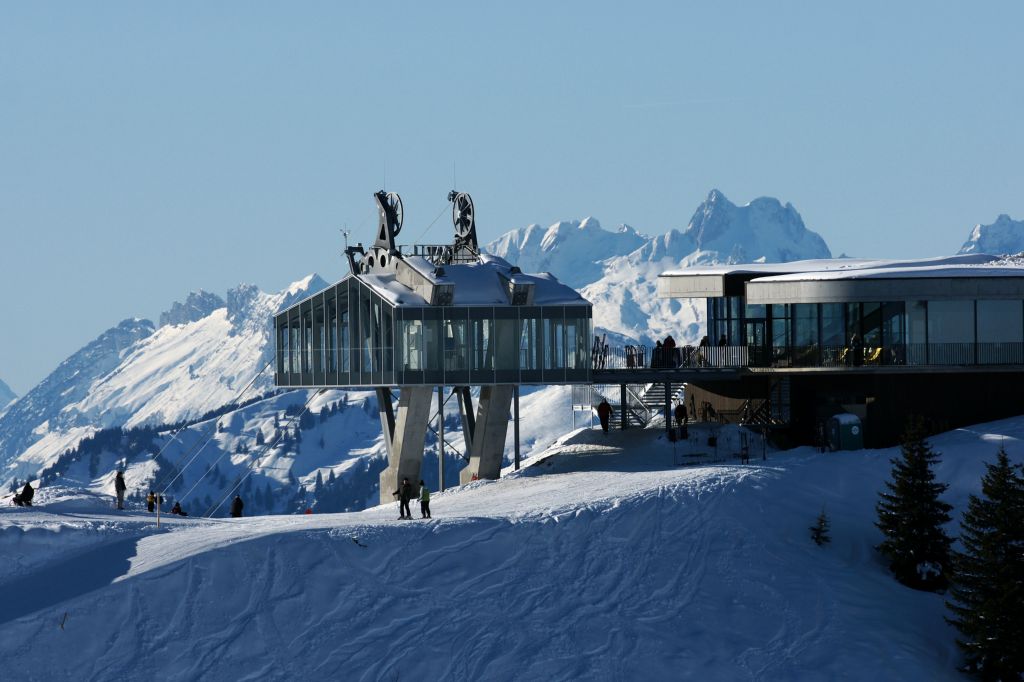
[658,254,1024,368]
[274,272,592,388]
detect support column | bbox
[377,386,435,505]
[513,385,520,471]
[620,384,627,430]
[459,385,515,484]
[438,385,445,492]
[664,381,672,435]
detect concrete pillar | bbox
[459,385,514,484]
[378,386,435,505]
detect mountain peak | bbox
[159,290,226,328]
[958,213,1024,255]
[0,378,16,407]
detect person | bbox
[674,402,687,428]
[146,491,156,513]
[664,335,677,368]
[596,399,613,434]
[718,334,727,347]
[392,477,413,519]
[230,495,244,518]
[170,501,188,517]
[850,333,864,367]
[114,470,127,510]
[419,480,431,519]
[13,481,34,507]
[652,340,663,368]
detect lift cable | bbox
[203,388,324,518]
[408,202,451,248]
[154,358,274,498]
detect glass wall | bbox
[274,278,591,387]
[700,296,1024,369]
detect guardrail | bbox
[595,342,1024,371]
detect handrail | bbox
[598,342,1024,371]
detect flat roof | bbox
[659,254,1024,303]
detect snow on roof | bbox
[661,254,1013,281]
[830,413,861,425]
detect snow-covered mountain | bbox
[485,218,648,288]
[0,276,329,481]
[159,290,226,327]
[958,213,1024,255]
[487,189,833,347]
[0,379,16,417]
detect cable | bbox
[155,358,274,497]
[203,388,324,518]
[409,202,451,247]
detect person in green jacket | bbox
[419,480,431,519]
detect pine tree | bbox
[875,420,953,590]
[810,507,831,546]
[315,470,324,496]
[255,429,265,446]
[946,447,1024,680]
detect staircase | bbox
[573,382,687,431]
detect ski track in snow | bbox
[1,418,1009,680]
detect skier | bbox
[392,477,413,519]
[419,480,431,519]
[230,495,244,518]
[171,501,188,517]
[596,399,613,434]
[12,481,34,507]
[114,470,127,510]
[146,491,156,513]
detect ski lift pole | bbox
[156,494,161,528]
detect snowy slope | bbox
[958,213,1024,255]
[0,378,16,417]
[3,416,1016,680]
[0,275,329,481]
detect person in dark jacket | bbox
[596,399,613,434]
[393,477,413,519]
[230,495,244,518]
[146,491,156,513]
[419,480,431,519]
[13,481,34,507]
[114,471,127,510]
[171,501,188,517]
[674,402,687,428]
[652,340,663,368]
[664,335,678,368]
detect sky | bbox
[2,1,1023,394]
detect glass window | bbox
[906,300,927,364]
[445,311,468,371]
[276,317,288,377]
[862,303,881,349]
[471,314,494,371]
[821,304,844,347]
[326,294,338,373]
[927,300,974,343]
[519,312,540,371]
[494,314,518,371]
[423,311,443,372]
[793,304,819,347]
[313,298,325,374]
[544,309,566,370]
[340,309,350,372]
[301,307,312,373]
[977,300,1022,343]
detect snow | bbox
[958,214,1024,256]
[831,413,861,426]
[3,415,1018,679]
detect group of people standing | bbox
[393,477,431,519]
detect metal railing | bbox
[597,342,1024,371]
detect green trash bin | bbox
[826,413,864,451]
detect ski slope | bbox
[3,416,1016,680]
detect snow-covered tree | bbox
[946,447,1024,679]
[875,421,953,590]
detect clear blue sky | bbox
[2,2,1022,394]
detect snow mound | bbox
[3,415,1015,679]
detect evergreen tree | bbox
[328,470,336,485]
[810,507,831,546]
[315,470,324,496]
[946,448,1024,680]
[319,406,329,423]
[875,420,953,590]
[255,429,265,446]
